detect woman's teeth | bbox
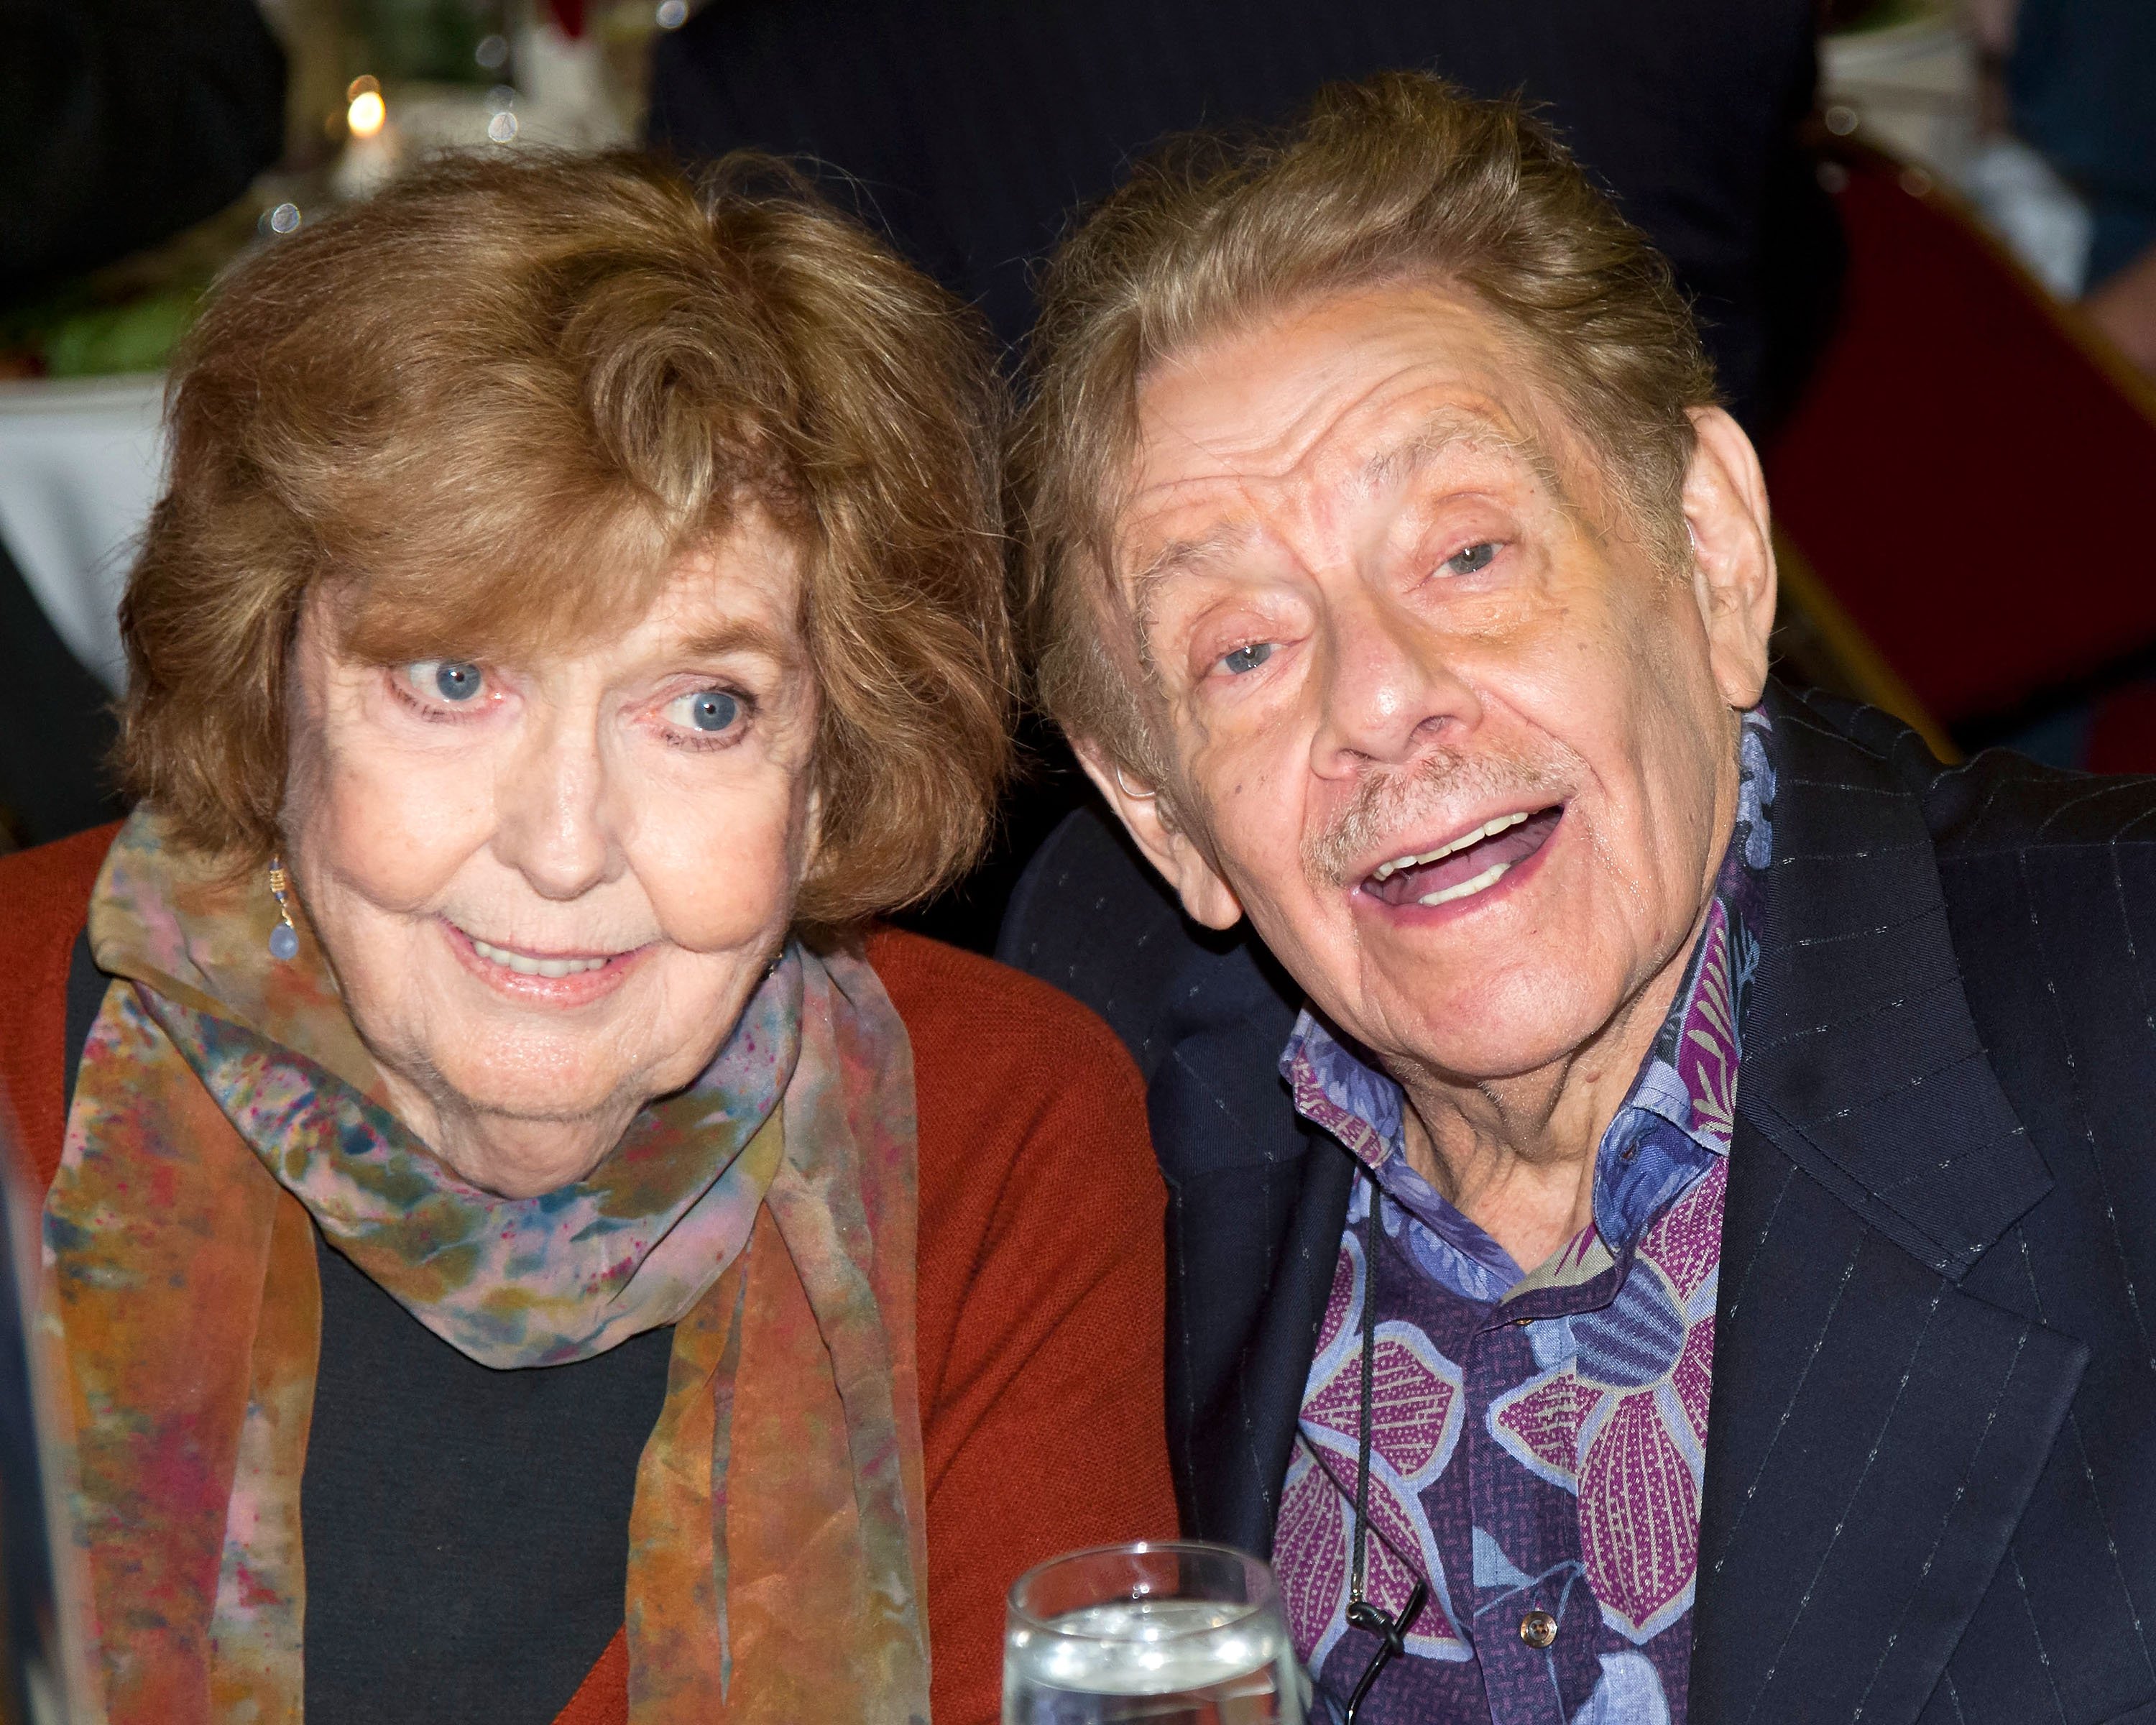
[468,936,609,978]
[1370,811,1530,883]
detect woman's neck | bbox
[376,1066,635,1197]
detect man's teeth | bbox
[1371,811,1531,882]
[1417,860,1511,907]
[469,936,609,978]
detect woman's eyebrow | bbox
[678,620,798,666]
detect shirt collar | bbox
[1280,705,1774,1266]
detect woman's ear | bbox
[1682,405,1778,711]
[1074,742,1245,930]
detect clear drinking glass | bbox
[1003,1540,1305,1724]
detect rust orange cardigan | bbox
[0,827,1178,1725]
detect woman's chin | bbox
[417,1087,642,1194]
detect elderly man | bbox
[1001,73,2156,1725]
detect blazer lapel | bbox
[999,805,1353,1554]
[1690,693,2086,1725]
[1146,930,1355,1555]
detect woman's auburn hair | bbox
[119,148,1014,930]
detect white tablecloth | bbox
[0,373,167,694]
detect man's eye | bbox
[404,661,486,704]
[664,688,743,734]
[1444,542,1498,576]
[1221,642,1276,676]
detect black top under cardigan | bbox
[62,937,671,1725]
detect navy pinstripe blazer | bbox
[1000,683,2156,1724]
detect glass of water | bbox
[1003,1540,1304,1724]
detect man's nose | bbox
[490,709,622,901]
[1309,586,1478,776]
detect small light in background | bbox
[487,110,520,143]
[333,73,397,198]
[474,33,510,70]
[1823,104,1860,138]
[347,88,387,139]
[262,202,303,236]
[487,84,517,111]
[656,0,688,27]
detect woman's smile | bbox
[438,916,651,1006]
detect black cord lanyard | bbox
[1341,1172,1428,1725]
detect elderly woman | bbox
[0,152,1173,1724]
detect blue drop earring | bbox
[267,857,300,961]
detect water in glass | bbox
[1003,1542,1303,1725]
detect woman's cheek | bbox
[636,777,806,955]
[315,747,488,911]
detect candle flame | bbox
[348,88,387,139]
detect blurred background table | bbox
[0,374,165,696]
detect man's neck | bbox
[1391,898,1707,1272]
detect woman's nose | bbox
[490,713,621,901]
[1308,589,1478,776]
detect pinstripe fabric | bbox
[1003,682,2156,1724]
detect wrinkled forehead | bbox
[1122,402,1552,582]
[1109,282,1573,597]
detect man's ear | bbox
[1074,742,1245,931]
[1681,405,1777,710]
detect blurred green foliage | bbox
[39,293,202,377]
[0,282,203,379]
[346,0,508,85]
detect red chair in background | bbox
[1764,140,2156,767]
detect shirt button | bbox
[1519,1609,1558,1650]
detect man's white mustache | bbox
[1302,745,1577,889]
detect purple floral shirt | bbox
[1273,709,1773,1725]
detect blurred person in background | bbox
[1971,0,2156,377]
[646,0,1839,436]
[0,0,284,298]
[0,150,1173,1725]
[0,0,286,852]
[1007,74,2156,1724]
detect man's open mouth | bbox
[1360,805,1564,908]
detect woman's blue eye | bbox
[667,689,742,734]
[1222,642,1275,676]
[403,661,484,704]
[1445,541,1498,576]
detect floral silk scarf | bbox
[42,812,931,1724]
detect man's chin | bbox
[1332,963,1623,1088]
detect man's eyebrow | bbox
[1359,408,1552,494]
[1129,521,1258,590]
[1125,520,1258,622]
[1112,522,1257,681]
